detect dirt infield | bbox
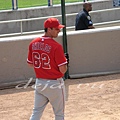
[0,74,120,120]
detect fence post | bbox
[61,0,69,79]
[48,0,53,6]
[12,0,18,10]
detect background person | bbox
[75,2,95,30]
[27,17,68,120]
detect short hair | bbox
[83,2,91,9]
[44,28,48,32]
[83,0,89,2]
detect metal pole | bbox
[61,0,69,79]
[20,21,23,35]
[48,0,53,6]
[12,0,18,10]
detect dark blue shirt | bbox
[75,9,93,30]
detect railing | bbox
[0,0,83,10]
[0,15,120,38]
[0,15,61,37]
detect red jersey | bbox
[27,36,67,79]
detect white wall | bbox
[67,26,120,78]
[0,26,120,86]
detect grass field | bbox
[0,0,83,10]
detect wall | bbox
[67,26,120,78]
[0,26,120,86]
[0,0,114,35]
[1,7,120,35]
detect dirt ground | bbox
[0,74,120,120]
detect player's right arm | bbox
[59,64,67,74]
[55,45,68,74]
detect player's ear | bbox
[46,28,50,32]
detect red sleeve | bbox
[54,45,67,66]
[27,44,33,64]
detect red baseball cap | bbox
[44,18,65,29]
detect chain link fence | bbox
[0,0,83,10]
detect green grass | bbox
[0,0,12,10]
[0,0,83,10]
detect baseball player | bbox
[27,18,68,120]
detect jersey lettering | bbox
[32,52,51,69]
[32,42,51,53]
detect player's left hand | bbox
[64,53,69,64]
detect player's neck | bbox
[44,33,53,38]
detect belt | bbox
[37,78,62,80]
